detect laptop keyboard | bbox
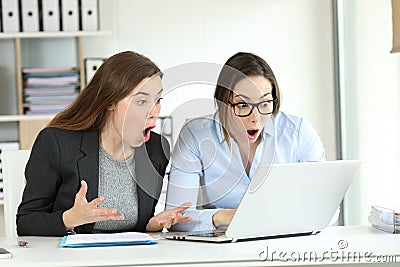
[188,230,226,237]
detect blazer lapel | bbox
[77,130,99,202]
[134,143,158,231]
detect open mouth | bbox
[142,126,155,142]
[246,129,259,140]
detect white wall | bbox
[81,0,337,160]
[342,0,400,225]
[29,0,337,158]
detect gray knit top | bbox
[93,146,138,233]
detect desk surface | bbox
[0,226,399,267]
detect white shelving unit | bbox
[0,31,109,39]
[0,30,110,148]
[0,31,110,116]
[0,115,55,122]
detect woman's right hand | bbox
[62,180,124,230]
[212,209,236,228]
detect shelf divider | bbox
[77,36,86,90]
[14,38,23,115]
[0,31,110,39]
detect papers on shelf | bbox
[368,205,400,234]
[60,232,157,248]
[24,94,78,103]
[23,69,79,86]
[22,67,80,115]
[22,67,78,73]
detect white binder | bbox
[60,0,79,31]
[1,0,20,32]
[42,0,60,31]
[21,0,40,32]
[80,0,99,31]
[161,117,173,135]
[0,181,3,200]
[85,58,105,84]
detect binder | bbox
[21,0,40,32]
[41,0,60,31]
[1,0,20,32]
[80,0,99,31]
[60,0,79,31]
[0,181,3,200]
[60,232,157,247]
[84,58,105,84]
[161,117,173,135]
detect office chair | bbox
[1,150,31,237]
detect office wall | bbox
[2,1,336,156]
[80,0,338,160]
[342,0,400,224]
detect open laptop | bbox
[161,160,361,243]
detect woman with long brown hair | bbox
[17,51,191,236]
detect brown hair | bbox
[48,51,161,131]
[214,52,281,147]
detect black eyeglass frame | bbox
[229,98,278,117]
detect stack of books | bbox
[23,67,80,115]
[368,205,400,233]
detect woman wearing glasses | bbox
[165,52,325,231]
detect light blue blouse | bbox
[165,111,325,231]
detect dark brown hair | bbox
[214,52,281,147]
[48,51,161,131]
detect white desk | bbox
[0,226,399,267]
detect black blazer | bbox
[17,127,170,236]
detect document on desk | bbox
[368,205,400,234]
[60,232,157,248]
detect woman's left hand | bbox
[146,202,192,232]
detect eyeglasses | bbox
[229,99,278,117]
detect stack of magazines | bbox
[23,67,80,115]
[368,205,400,233]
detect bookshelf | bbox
[0,31,109,149]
